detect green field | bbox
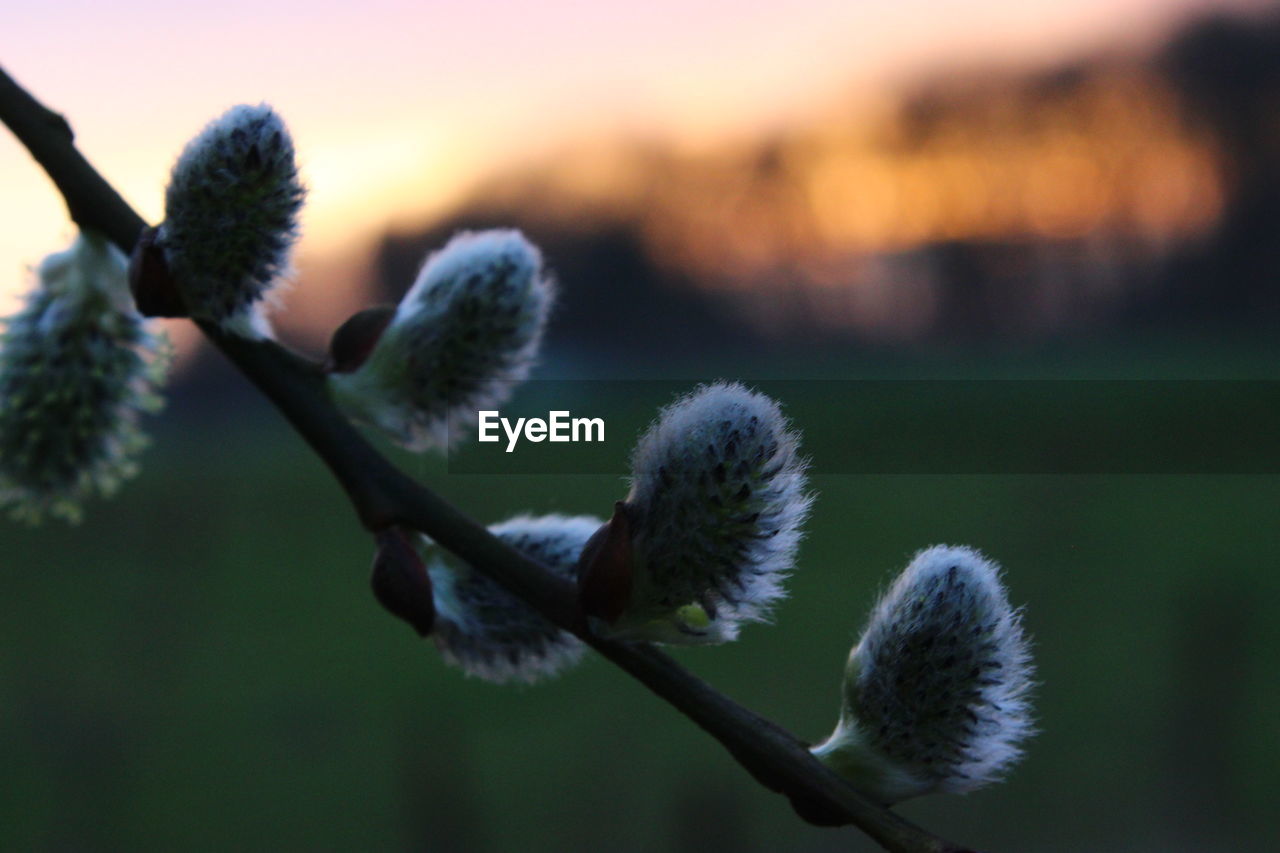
[2,343,1278,852]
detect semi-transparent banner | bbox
[443,380,1280,474]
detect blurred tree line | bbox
[374,10,1280,358]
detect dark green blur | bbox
[2,339,1277,853]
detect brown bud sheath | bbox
[576,501,635,624]
[371,527,435,636]
[128,225,188,317]
[325,305,396,373]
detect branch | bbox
[0,65,975,853]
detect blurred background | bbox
[3,0,1280,850]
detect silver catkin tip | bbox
[331,229,553,451]
[428,514,599,684]
[0,234,170,523]
[814,545,1035,802]
[160,103,304,329]
[607,382,811,644]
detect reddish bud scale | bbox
[371,527,435,636]
[325,305,396,374]
[128,226,187,318]
[576,500,635,623]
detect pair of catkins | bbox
[0,104,1034,804]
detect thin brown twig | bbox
[0,64,976,853]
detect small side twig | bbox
[0,65,975,853]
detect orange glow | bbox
[452,60,1227,338]
[0,0,1249,346]
[485,64,1223,269]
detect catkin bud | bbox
[428,514,599,684]
[580,382,811,644]
[811,546,1035,803]
[0,233,169,523]
[159,103,304,332]
[371,527,435,637]
[329,230,553,451]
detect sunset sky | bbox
[1,0,1266,331]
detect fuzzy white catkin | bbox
[812,546,1035,803]
[427,514,600,684]
[606,382,811,644]
[330,229,553,451]
[160,104,304,331]
[0,234,169,523]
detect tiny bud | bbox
[325,305,396,374]
[159,103,305,331]
[811,546,1036,803]
[593,382,811,644]
[128,225,186,318]
[329,229,553,450]
[576,501,635,623]
[370,528,435,636]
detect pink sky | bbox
[0,0,1265,336]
